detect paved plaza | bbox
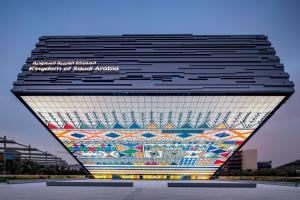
[0,180,299,200]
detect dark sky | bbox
[0,0,299,166]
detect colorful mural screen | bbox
[21,96,284,179]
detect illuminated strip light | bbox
[85,165,219,168]
[89,170,215,175]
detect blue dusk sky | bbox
[0,0,299,166]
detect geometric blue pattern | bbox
[177,133,192,138]
[130,122,141,129]
[215,132,230,138]
[212,149,226,154]
[70,132,85,139]
[179,158,197,165]
[141,132,156,138]
[207,145,218,152]
[113,122,124,129]
[105,132,120,138]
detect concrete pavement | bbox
[0,180,299,200]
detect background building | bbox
[221,149,257,174]
[242,149,258,171]
[257,161,272,169]
[12,35,294,179]
[275,159,300,175]
[0,136,67,175]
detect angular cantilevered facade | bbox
[12,35,294,179]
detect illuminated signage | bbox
[29,60,119,73]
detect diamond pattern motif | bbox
[215,133,230,138]
[70,133,85,139]
[105,132,120,138]
[142,132,156,138]
[177,133,192,138]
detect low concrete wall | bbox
[7,178,85,184]
[218,176,300,187]
[46,181,133,187]
[168,182,256,188]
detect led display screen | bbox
[21,95,284,179]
